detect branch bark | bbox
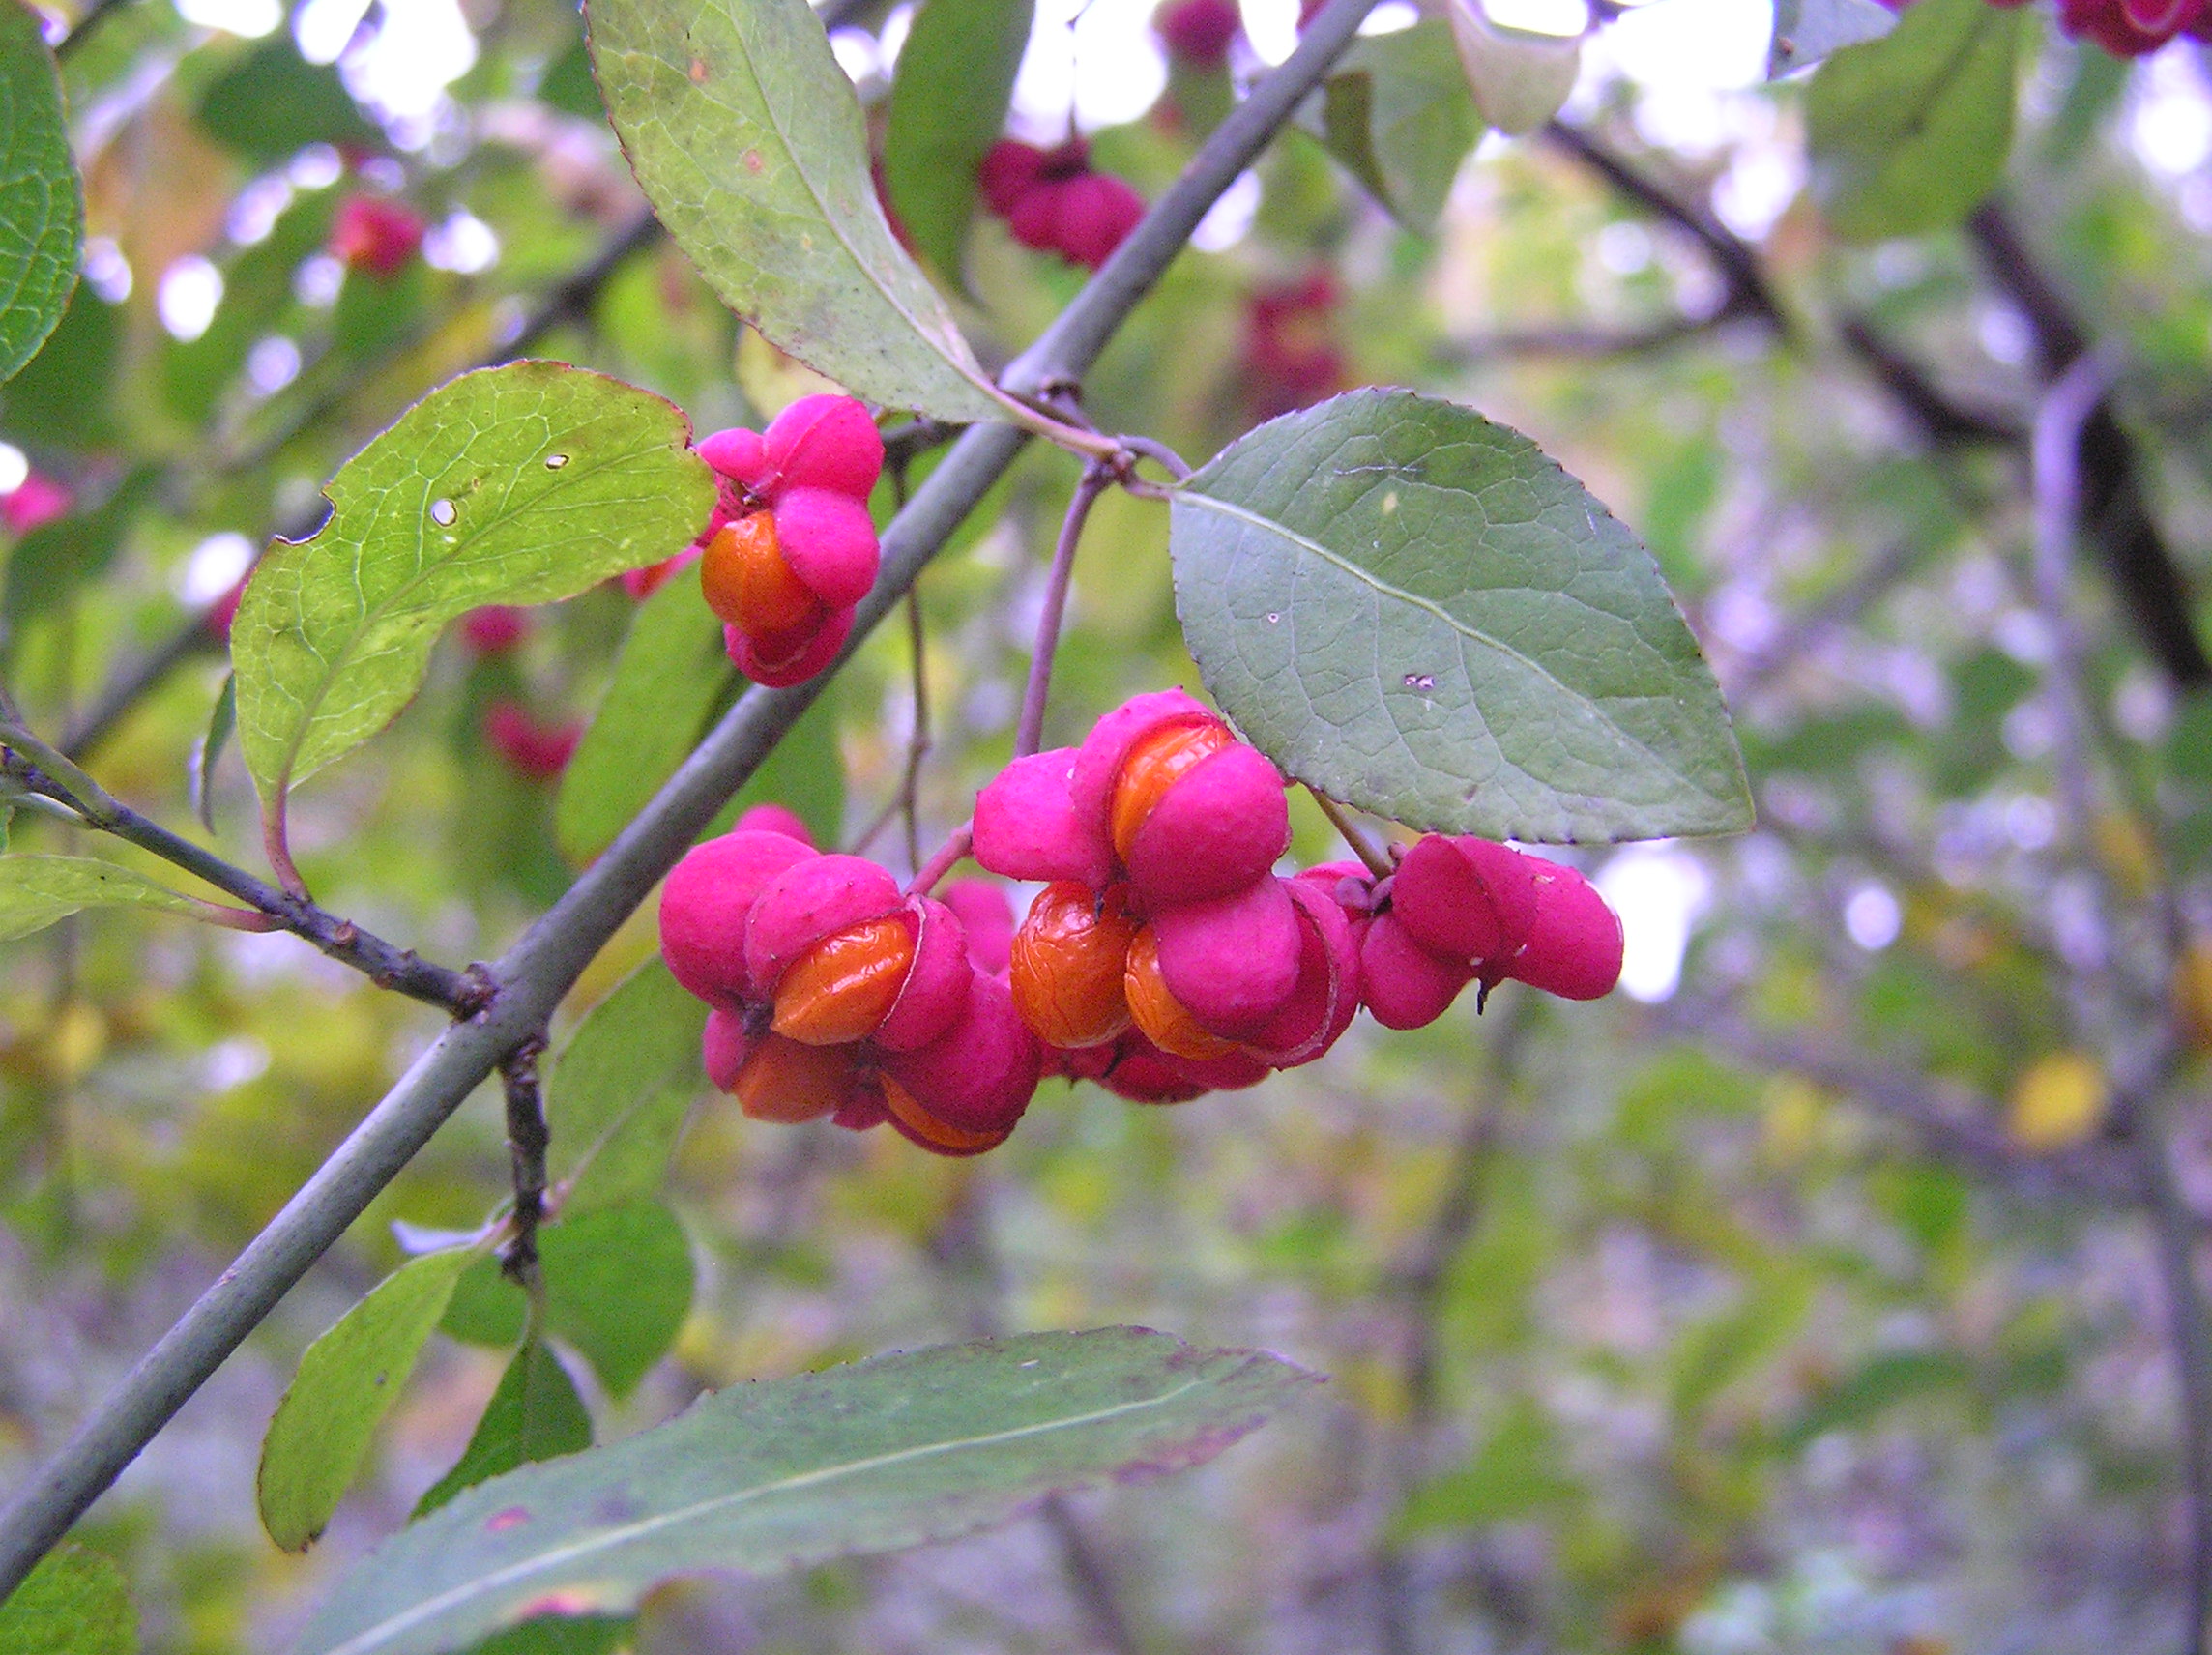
[0,0,1387,1601]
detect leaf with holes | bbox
[230,363,714,858]
[0,0,81,383]
[0,855,212,942]
[587,0,1004,421]
[1169,389,1751,843]
[1805,0,2019,241]
[299,1328,1318,1655]
[883,0,1034,290]
[259,1247,484,1552]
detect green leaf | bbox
[545,959,707,1214]
[883,0,1034,289]
[555,571,734,865]
[721,670,843,845]
[192,674,238,834]
[0,467,160,637]
[232,363,715,832]
[440,1202,693,1399]
[1768,0,1896,77]
[584,0,1004,421]
[259,1247,483,1552]
[0,855,208,942]
[0,0,82,384]
[300,1328,1318,1655]
[557,577,845,863]
[0,284,118,449]
[1397,1399,1578,1535]
[1441,0,1578,137]
[0,1543,135,1655]
[417,1343,594,1518]
[1168,389,1752,843]
[1805,0,2020,242]
[1319,22,1479,235]
[196,35,381,160]
[1776,1349,1971,1449]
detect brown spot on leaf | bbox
[742,149,765,174]
[688,57,708,81]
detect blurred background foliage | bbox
[4,0,2212,1646]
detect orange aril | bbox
[771,915,915,1045]
[700,511,821,636]
[1123,925,1241,1060]
[1109,718,1232,863]
[1008,881,1140,1048]
[734,1034,857,1123]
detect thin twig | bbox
[1970,203,2210,689]
[1015,460,1114,760]
[906,823,972,898]
[0,725,482,1013]
[0,0,1389,1597]
[498,1035,551,1289]
[53,0,131,59]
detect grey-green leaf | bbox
[546,959,707,1214]
[259,1246,482,1552]
[416,1343,594,1519]
[0,1543,135,1655]
[555,571,733,866]
[883,0,1034,288]
[0,855,208,942]
[586,0,1004,421]
[231,363,714,821]
[1768,0,1895,77]
[299,1328,1319,1655]
[0,0,82,383]
[1169,389,1751,843]
[1319,22,1479,235]
[1805,0,2020,242]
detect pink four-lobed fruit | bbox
[483,700,581,781]
[1155,0,1241,67]
[688,395,884,688]
[658,824,1040,1156]
[330,195,426,278]
[976,139,1147,271]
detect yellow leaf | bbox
[2008,1052,2107,1151]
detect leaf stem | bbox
[0,0,1389,1601]
[907,823,973,898]
[1015,459,1114,760]
[1306,786,1392,879]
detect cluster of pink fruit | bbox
[659,807,1041,1156]
[977,140,1147,271]
[659,691,1624,1154]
